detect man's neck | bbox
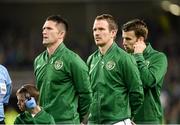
[99,40,113,55]
[47,40,63,57]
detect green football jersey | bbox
[34,43,92,124]
[87,42,144,124]
[133,43,168,124]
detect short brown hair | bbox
[95,14,118,31]
[122,19,148,41]
[46,14,68,32]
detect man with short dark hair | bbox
[122,19,168,124]
[34,15,92,124]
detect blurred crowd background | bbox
[0,0,180,124]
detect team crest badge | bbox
[105,61,116,70]
[54,60,63,70]
[144,60,150,67]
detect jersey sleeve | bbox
[121,56,144,118]
[133,53,167,88]
[70,55,92,123]
[0,65,12,104]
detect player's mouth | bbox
[95,37,101,41]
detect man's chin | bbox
[43,42,49,47]
[96,42,105,47]
[126,49,134,53]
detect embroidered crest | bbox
[144,60,150,67]
[54,60,63,70]
[105,61,116,70]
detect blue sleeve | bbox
[0,65,12,104]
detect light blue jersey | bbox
[0,65,12,121]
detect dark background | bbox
[0,0,179,124]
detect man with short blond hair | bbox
[87,14,144,124]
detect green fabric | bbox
[14,109,55,124]
[87,42,144,124]
[34,43,92,124]
[133,43,168,124]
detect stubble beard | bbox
[125,47,134,53]
[95,40,105,47]
[43,40,50,47]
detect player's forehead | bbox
[42,20,57,29]
[94,20,108,27]
[122,30,136,37]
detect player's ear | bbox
[139,36,145,42]
[58,31,65,39]
[137,36,144,43]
